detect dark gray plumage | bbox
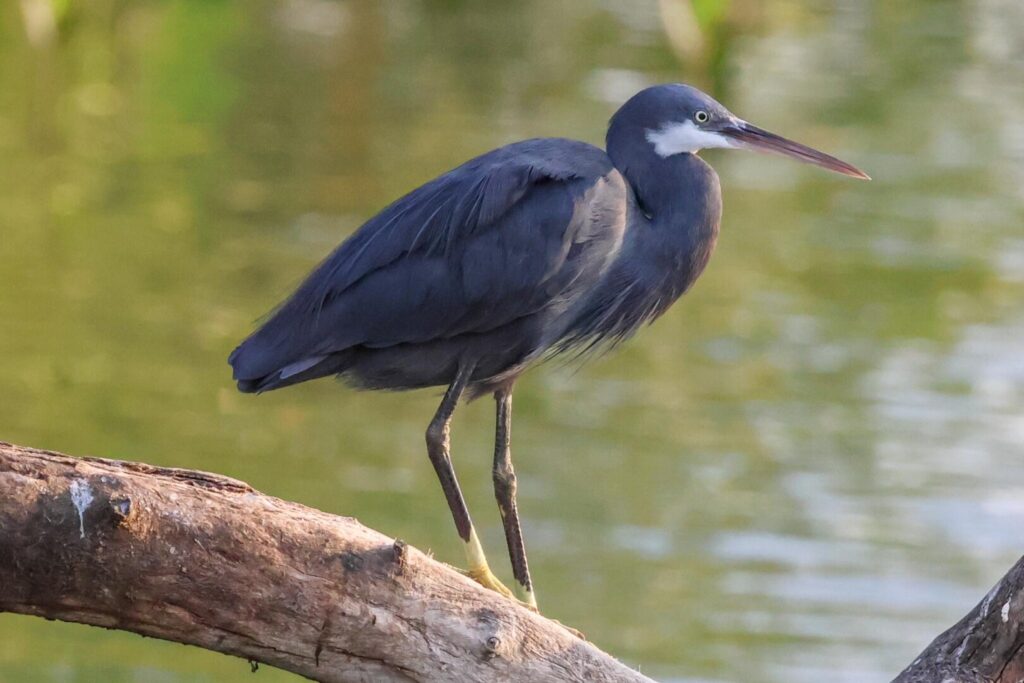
[230,137,629,397]
[229,83,867,607]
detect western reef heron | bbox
[229,83,868,610]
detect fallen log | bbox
[892,554,1024,682]
[0,441,653,683]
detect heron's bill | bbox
[722,121,870,180]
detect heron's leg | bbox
[492,386,537,608]
[426,365,514,600]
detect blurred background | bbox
[1,0,1024,681]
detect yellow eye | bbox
[695,110,710,124]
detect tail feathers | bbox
[228,299,322,382]
[278,355,328,380]
[232,349,351,393]
[227,336,282,383]
[229,303,356,392]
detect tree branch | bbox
[892,555,1024,683]
[0,441,654,683]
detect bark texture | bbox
[0,441,654,683]
[892,554,1024,683]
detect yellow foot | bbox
[466,564,516,600]
[460,529,544,614]
[458,566,540,613]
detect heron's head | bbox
[608,83,868,179]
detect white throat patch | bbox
[645,120,734,157]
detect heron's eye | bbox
[694,110,710,124]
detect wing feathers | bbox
[229,138,616,383]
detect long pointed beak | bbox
[720,120,870,180]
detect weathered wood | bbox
[892,555,1024,683]
[0,441,654,683]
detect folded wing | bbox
[229,138,625,389]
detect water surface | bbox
[1,1,1023,681]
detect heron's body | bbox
[229,84,865,608]
[230,137,719,398]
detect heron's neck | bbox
[625,152,719,219]
[559,151,722,348]
[613,150,722,302]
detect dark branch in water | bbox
[892,555,1024,683]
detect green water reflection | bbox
[2,1,1023,681]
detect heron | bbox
[229,83,867,610]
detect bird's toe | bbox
[465,564,517,600]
